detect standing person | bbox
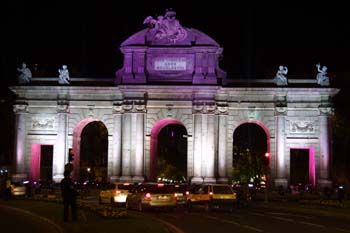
[60,171,78,222]
[5,176,11,201]
[337,185,345,208]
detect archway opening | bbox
[79,121,108,183]
[150,118,187,183]
[156,124,187,183]
[232,123,269,189]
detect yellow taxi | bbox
[126,183,177,211]
[99,182,132,206]
[187,183,237,212]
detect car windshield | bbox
[213,186,233,194]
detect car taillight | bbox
[145,193,151,200]
[209,191,213,200]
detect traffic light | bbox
[68,149,75,163]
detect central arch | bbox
[149,118,188,182]
[72,118,108,181]
[232,121,270,186]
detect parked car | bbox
[174,183,189,205]
[126,183,177,211]
[187,183,237,212]
[99,182,132,206]
[11,182,26,197]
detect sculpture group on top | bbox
[17,62,32,84]
[274,65,288,86]
[273,63,330,86]
[316,63,330,86]
[58,65,70,84]
[143,9,187,44]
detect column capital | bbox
[57,103,69,113]
[275,107,287,115]
[318,107,333,116]
[192,101,216,114]
[13,104,28,114]
[216,101,228,114]
[122,100,146,113]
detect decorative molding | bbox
[290,121,314,133]
[13,104,28,113]
[31,117,55,130]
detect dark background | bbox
[1,1,350,175]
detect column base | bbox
[53,174,64,183]
[204,177,216,183]
[109,176,121,183]
[12,173,28,182]
[317,179,332,191]
[190,176,204,184]
[132,176,144,183]
[274,178,288,189]
[119,176,133,183]
[217,177,229,184]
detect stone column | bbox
[53,103,69,182]
[192,107,203,183]
[120,111,132,182]
[192,103,216,184]
[120,101,146,183]
[217,105,228,183]
[133,112,145,182]
[317,107,332,189]
[274,107,288,188]
[204,113,216,183]
[109,103,123,183]
[13,104,28,177]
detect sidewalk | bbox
[0,199,171,233]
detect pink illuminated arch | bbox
[72,117,100,180]
[149,118,186,181]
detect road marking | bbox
[299,221,326,228]
[335,228,350,233]
[243,225,264,232]
[271,216,294,222]
[266,211,313,219]
[221,219,240,225]
[0,204,63,233]
[251,212,265,216]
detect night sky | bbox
[1,1,350,165]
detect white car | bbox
[99,183,132,206]
[11,182,26,197]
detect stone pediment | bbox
[116,10,226,85]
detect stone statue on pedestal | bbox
[274,65,288,86]
[58,65,70,84]
[17,63,32,84]
[316,63,330,86]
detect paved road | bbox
[0,204,62,233]
[142,205,350,233]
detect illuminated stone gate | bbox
[10,10,338,189]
